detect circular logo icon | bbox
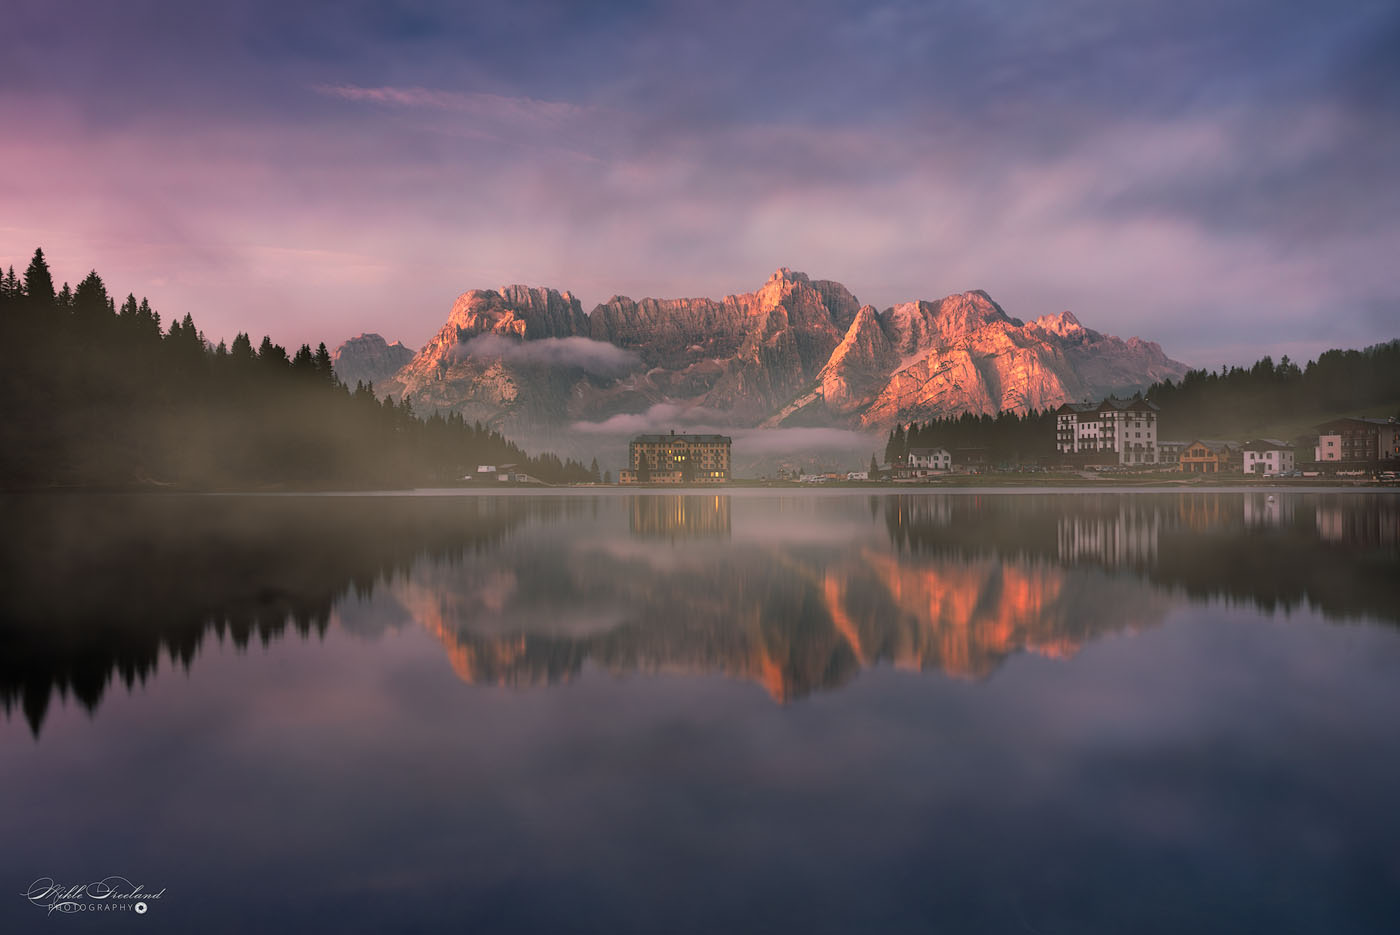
[134,902,147,914]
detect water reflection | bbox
[630,494,731,539]
[2,491,1397,735]
[884,492,1400,618]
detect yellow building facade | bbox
[620,432,732,484]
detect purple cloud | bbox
[1,0,1396,371]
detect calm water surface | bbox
[2,490,1398,933]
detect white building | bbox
[1242,439,1295,475]
[906,447,952,476]
[1055,398,1160,465]
[845,471,870,481]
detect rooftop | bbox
[631,432,733,444]
[1058,397,1159,413]
[1187,440,1242,452]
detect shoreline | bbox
[6,475,1398,497]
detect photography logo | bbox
[21,877,166,916]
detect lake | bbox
[2,489,1398,933]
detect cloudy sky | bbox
[2,0,1396,367]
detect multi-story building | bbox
[1157,440,1188,469]
[1380,420,1400,462]
[619,431,732,484]
[1314,417,1400,464]
[1241,439,1295,475]
[906,447,951,477]
[1180,440,1242,473]
[1055,398,1160,465]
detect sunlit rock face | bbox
[823,294,1186,428]
[359,270,1186,432]
[330,333,415,392]
[378,286,595,427]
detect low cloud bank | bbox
[571,403,722,435]
[453,335,639,375]
[571,404,880,459]
[730,427,879,456]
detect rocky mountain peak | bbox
[331,332,416,391]
[938,290,1015,327]
[767,267,810,285]
[1029,310,1086,338]
[442,285,587,343]
[362,270,1188,435]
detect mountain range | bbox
[333,268,1187,434]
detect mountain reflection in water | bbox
[2,491,1397,735]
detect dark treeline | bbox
[0,493,588,736]
[1142,341,1400,439]
[884,409,1056,465]
[0,248,598,488]
[881,340,1400,464]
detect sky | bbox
[2,0,1397,369]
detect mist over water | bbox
[2,491,1398,933]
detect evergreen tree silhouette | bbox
[73,270,109,323]
[314,342,335,385]
[23,248,54,308]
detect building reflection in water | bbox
[629,495,731,539]
[1315,502,1399,546]
[1057,510,1160,567]
[4,491,1399,734]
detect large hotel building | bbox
[619,431,732,484]
[1055,397,1161,466]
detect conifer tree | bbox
[1,266,20,303]
[138,298,160,337]
[292,343,316,377]
[73,271,110,328]
[313,342,335,385]
[230,332,255,364]
[23,248,55,307]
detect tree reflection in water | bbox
[3,491,1396,735]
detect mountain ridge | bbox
[358,269,1187,433]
